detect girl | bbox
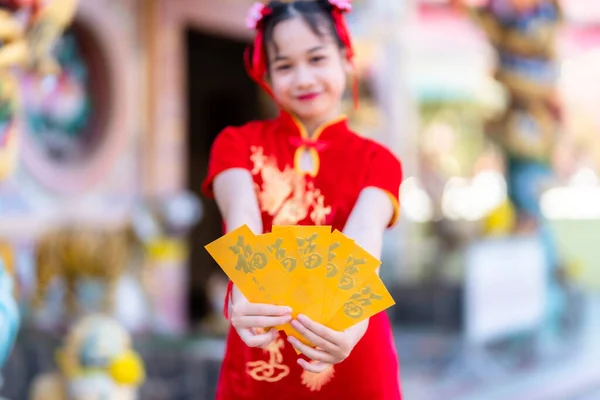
[202,1,403,398]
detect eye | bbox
[275,64,291,71]
[310,55,326,64]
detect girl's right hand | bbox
[230,301,293,349]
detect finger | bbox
[234,314,291,329]
[238,328,278,348]
[297,358,332,374]
[255,328,277,350]
[287,336,337,364]
[290,318,337,352]
[296,314,340,343]
[240,303,292,316]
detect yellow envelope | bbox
[272,225,331,321]
[327,274,395,331]
[281,324,312,353]
[205,225,300,307]
[260,231,302,274]
[327,243,381,321]
[321,230,355,322]
[259,231,318,334]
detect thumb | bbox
[237,327,254,343]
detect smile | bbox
[297,92,320,101]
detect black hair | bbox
[262,0,344,55]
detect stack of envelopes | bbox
[205,225,395,347]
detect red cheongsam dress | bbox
[202,110,403,400]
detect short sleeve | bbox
[364,145,403,227]
[201,126,252,198]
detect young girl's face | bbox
[267,16,349,125]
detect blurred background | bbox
[1,0,600,399]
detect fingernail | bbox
[297,314,307,322]
[291,320,300,328]
[284,307,293,314]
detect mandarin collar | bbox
[277,110,349,141]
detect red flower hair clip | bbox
[245,2,272,30]
[329,0,352,12]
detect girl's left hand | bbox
[287,314,369,373]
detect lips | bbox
[297,92,320,101]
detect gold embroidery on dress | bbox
[251,146,331,225]
[301,364,336,391]
[250,146,268,175]
[246,336,290,383]
[310,185,332,224]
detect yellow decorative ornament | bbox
[108,349,145,386]
[145,238,188,263]
[31,314,145,400]
[0,241,15,280]
[565,259,583,281]
[483,199,517,236]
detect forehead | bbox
[269,16,336,56]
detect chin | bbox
[290,102,329,122]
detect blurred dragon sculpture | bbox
[461,0,568,342]
[466,0,562,228]
[0,0,78,374]
[34,226,133,315]
[33,192,202,325]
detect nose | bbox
[294,64,316,89]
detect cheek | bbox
[323,68,347,96]
[270,74,292,97]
